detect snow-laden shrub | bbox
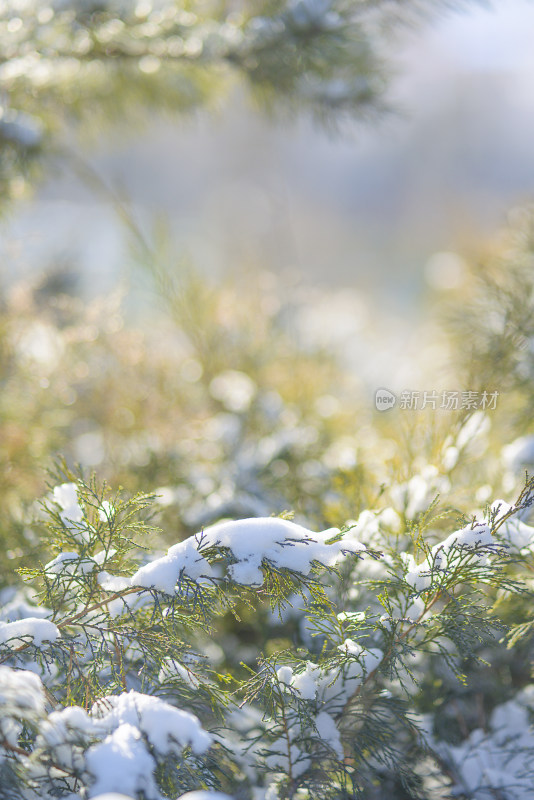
[1,471,534,800]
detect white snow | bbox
[264,736,311,778]
[401,553,433,593]
[138,698,210,754]
[491,499,514,517]
[338,638,363,658]
[337,640,382,678]
[39,690,213,797]
[320,646,382,703]
[131,516,364,592]
[39,705,97,771]
[52,482,87,538]
[345,508,401,544]
[439,522,493,551]
[90,795,136,800]
[98,501,115,522]
[337,611,365,623]
[286,644,383,706]
[361,648,382,674]
[438,690,534,800]
[315,711,343,759]
[86,723,158,799]
[291,661,323,700]
[202,517,361,584]
[41,705,97,749]
[391,471,436,519]
[402,521,495,592]
[344,510,380,544]
[0,666,46,714]
[178,793,235,800]
[0,617,59,646]
[404,595,426,621]
[131,535,215,594]
[158,658,200,689]
[53,482,79,510]
[276,665,294,685]
[490,501,534,551]
[45,551,96,575]
[0,667,45,749]
[498,516,534,550]
[96,572,150,617]
[93,548,117,565]
[0,594,50,622]
[91,690,212,755]
[97,571,130,593]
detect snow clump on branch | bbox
[131,516,366,592]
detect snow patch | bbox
[131,516,364,592]
[315,711,343,759]
[0,617,59,646]
[52,482,88,539]
[0,666,46,715]
[91,690,212,755]
[86,724,158,799]
[402,521,495,592]
[178,793,235,800]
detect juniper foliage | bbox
[1,463,534,800]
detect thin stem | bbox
[0,586,140,665]
[1,738,74,777]
[276,681,295,797]
[59,586,140,628]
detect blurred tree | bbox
[1,0,474,207]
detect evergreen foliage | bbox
[2,466,534,800]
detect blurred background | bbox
[2,0,534,309]
[2,0,534,545]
